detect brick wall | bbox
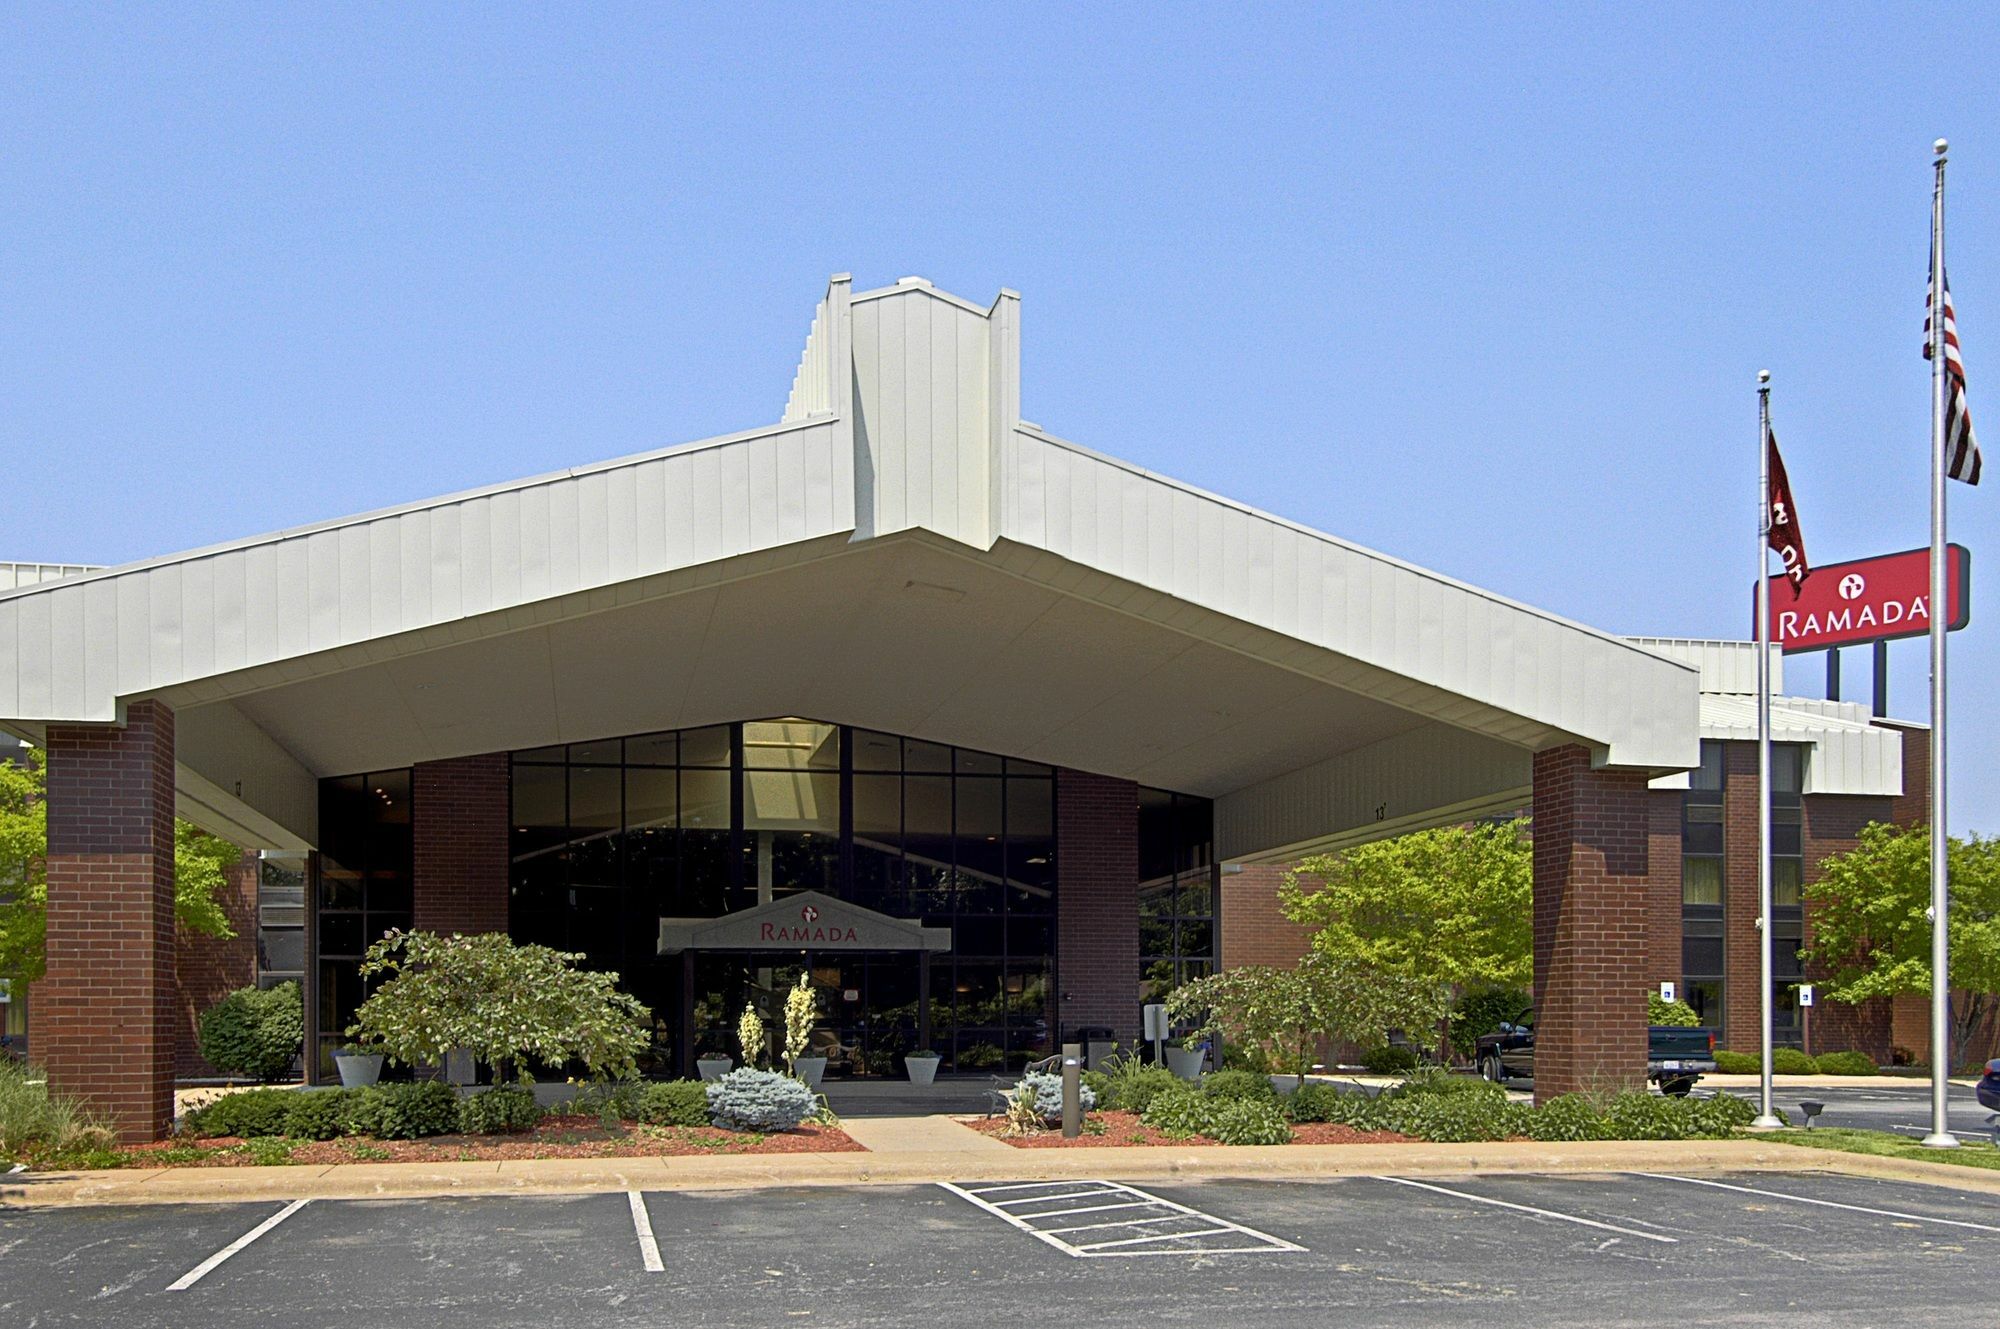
[1055,768,1139,1045]
[173,851,259,1078]
[1645,791,1683,992]
[1218,862,1313,971]
[40,700,178,1143]
[1530,744,1650,1101]
[413,754,511,936]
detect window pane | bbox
[1773,859,1803,908]
[742,719,838,770]
[1137,787,1175,885]
[1004,777,1054,894]
[1771,745,1804,796]
[1682,857,1724,906]
[903,739,951,773]
[680,724,732,767]
[1683,935,1724,975]
[954,776,1004,894]
[1691,740,1725,791]
[852,729,901,772]
[625,731,677,766]
[955,748,1002,776]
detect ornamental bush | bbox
[706,1068,816,1132]
[1360,1045,1419,1073]
[1201,1069,1278,1103]
[197,982,304,1083]
[1689,1091,1760,1136]
[1525,1093,1605,1142]
[1382,1089,1521,1143]
[1139,1084,1213,1137]
[1600,1091,1693,1141]
[1771,1047,1821,1075]
[1204,1098,1293,1146]
[283,1089,352,1141]
[1647,992,1703,1027]
[185,1088,296,1139]
[636,1080,711,1128]
[460,1086,543,1134]
[1811,1050,1878,1076]
[1097,1063,1181,1114]
[1013,1071,1098,1123]
[1713,1050,1760,1074]
[337,1081,461,1140]
[1284,1082,1347,1124]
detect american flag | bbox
[1927,254,1983,485]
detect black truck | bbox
[1475,1008,1718,1096]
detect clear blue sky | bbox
[3,7,1995,832]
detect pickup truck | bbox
[1475,1008,1718,1096]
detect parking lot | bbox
[4,1169,1998,1327]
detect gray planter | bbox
[334,1053,384,1088]
[1165,1047,1205,1080]
[696,1057,732,1082]
[793,1056,827,1089]
[904,1055,940,1086]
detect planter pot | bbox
[904,1055,941,1086]
[793,1056,828,1089]
[1268,1073,1303,1095]
[1165,1047,1206,1081]
[696,1057,733,1082]
[334,1053,384,1088]
[443,1048,476,1086]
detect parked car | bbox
[1475,1007,1718,1096]
[1977,1058,2000,1114]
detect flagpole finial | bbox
[1758,369,1770,384]
[1935,138,1948,156]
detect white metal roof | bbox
[0,275,1700,855]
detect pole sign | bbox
[1760,544,1970,654]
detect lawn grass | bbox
[1768,1126,2000,1171]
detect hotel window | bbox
[314,770,413,1077]
[1770,744,1806,1047]
[1138,788,1217,1032]
[1680,741,1725,1027]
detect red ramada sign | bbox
[1761,544,1971,654]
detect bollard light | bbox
[1798,1100,1825,1130]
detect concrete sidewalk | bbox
[10,1116,2000,1209]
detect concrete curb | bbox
[10,1134,1999,1209]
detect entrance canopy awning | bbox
[658,890,952,955]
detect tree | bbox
[1803,822,2000,1069]
[1165,951,1449,1083]
[1280,819,1532,1055]
[0,746,242,985]
[350,930,651,1083]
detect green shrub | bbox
[1811,1050,1877,1076]
[1600,1091,1693,1140]
[705,1068,817,1132]
[337,1081,461,1139]
[1204,1098,1293,1146]
[1201,1069,1278,1103]
[1360,1045,1419,1073]
[197,982,304,1082]
[635,1080,710,1128]
[0,1059,115,1160]
[1284,1082,1347,1123]
[1391,1070,1501,1100]
[1526,1093,1606,1142]
[1647,992,1703,1027]
[1713,1050,1760,1074]
[1771,1047,1821,1075]
[1099,1064,1182,1114]
[1080,1069,1111,1104]
[563,1079,648,1123]
[1689,1091,1759,1137]
[282,1090,351,1141]
[459,1086,542,1134]
[186,1088,297,1139]
[243,1136,297,1166]
[1382,1089,1520,1142]
[1140,1084,1213,1138]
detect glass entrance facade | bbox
[508,719,1064,1074]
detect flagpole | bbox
[1923,139,1958,1148]
[1753,370,1780,1129]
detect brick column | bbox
[413,754,511,936]
[42,700,178,1143]
[1531,744,1650,1102]
[1055,768,1139,1045]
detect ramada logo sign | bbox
[760,901,859,945]
[1763,545,1970,654]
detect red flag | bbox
[1766,425,1809,596]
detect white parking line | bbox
[627,1191,664,1273]
[1369,1176,1678,1244]
[939,1180,1305,1258]
[167,1199,311,1291]
[1630,1172,2000,1234]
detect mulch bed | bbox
[963,1110,1409,1148]
[103,1119,862,1168]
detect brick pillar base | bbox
[42,700,178,1143]
[413,754,510,936]
[1056,768,1139,1045]
[1531,744,1650,1103]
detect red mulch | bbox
[106,1120,862,1169]
[963,1110,1409,1148]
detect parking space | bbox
[3,1171,1999,1326]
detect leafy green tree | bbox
[350,930,652,1083]
[1166,951,1448,1084]
[1803,822,2000,1068]
[1647,992,1701,1027]
[0,747,241,984]
[1280,819,1532,1055]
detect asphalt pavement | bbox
[5,1169,1999,1327]
[1696,1077,1996,1141]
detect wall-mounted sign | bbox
[1799,984,1814,1008]
[1760,545,1970,654]
[1659,981,1676,1004]
[658,890,952,954]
